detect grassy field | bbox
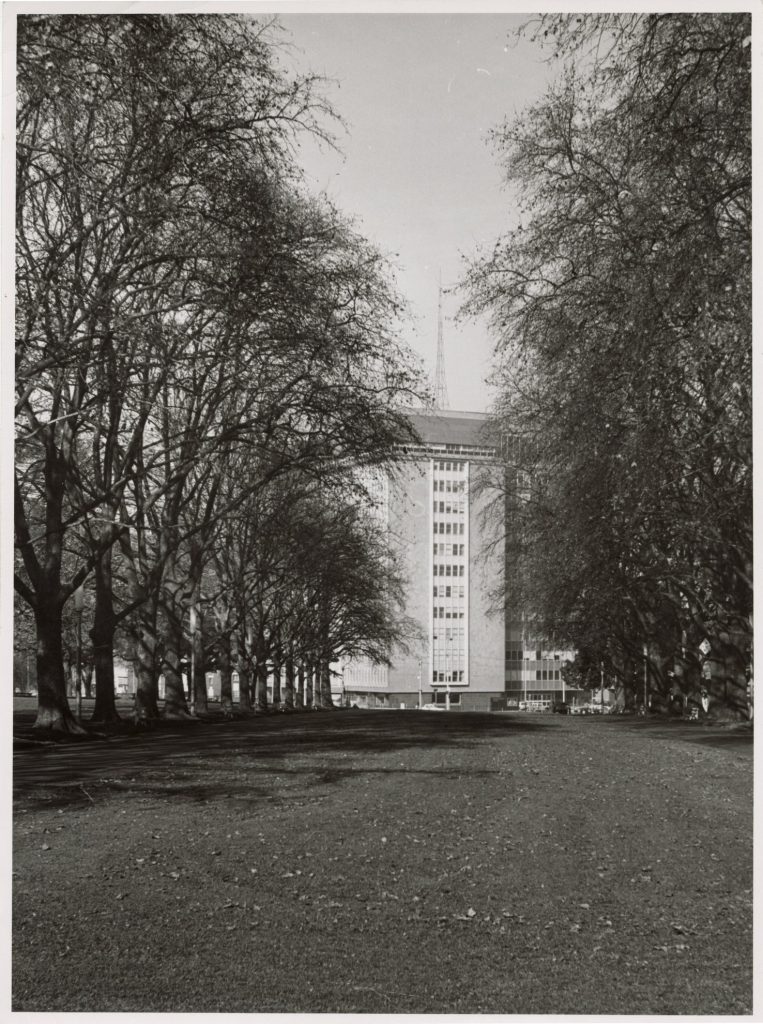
[13,708,752,1013]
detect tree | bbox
[16,14,427,734]
[15,13,334,731]
[463,14,751,712]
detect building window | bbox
[434,691,461,705]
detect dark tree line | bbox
[464,14,751,713]
[15,14,426,733]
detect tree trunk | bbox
[90,550,121,724]
[306,663,315,708]
[63,650,74,697]
[192,602,207,714]
[159,593,191,719]
[272,656,282,708]
[312,663,323,709]
[133,598,160,721]
[283,657,295,710]
[83,663,93,699]
[296,664,305,709]
[235,633,253,713]
[32,600,85,734]
[320,660,334,708]
[219,631,233,715]
[255,656,269,712]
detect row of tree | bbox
[15,14,425,733]
[466,14,751,712]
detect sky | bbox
[274,13,555,413]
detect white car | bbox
[419,702,446,711]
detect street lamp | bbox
[74,585,84,721]
[417,658,422,709]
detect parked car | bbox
[552,700,570,714]
[419,702,445,711]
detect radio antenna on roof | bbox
[434,273,449,410]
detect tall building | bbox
[343,408,577,711]
[343,409,506,710]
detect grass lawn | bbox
[12,709,753,1013]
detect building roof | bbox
[405,409,496,449]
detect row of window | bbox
[506,650,564,661]
[507,669,563,682]
[434,543,465,556]
[433,479,465,493]
[433,671,464,683]
[433,461,466,472]
[433,501,465,515]
[434,608,465,619]
[433,629,465,641]
[434,564,465,577]
[433,585,465,598]
[434,522,465,535]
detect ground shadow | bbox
[596,715,753,754]
[13,709,552,811]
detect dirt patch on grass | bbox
[13,710,752,1013]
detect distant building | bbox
[344,409,505,710]
[343,408,577,711]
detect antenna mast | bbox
[434,275,449,410]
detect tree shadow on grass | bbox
[15,761,505,814]
[598,715,753,754]
[13,709,549,812]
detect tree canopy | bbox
[15,13,427,732]
[463,13,751,709]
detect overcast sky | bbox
[276,13,554,413]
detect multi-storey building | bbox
[503,632,575,708]
[343,409,506,710]
[343,408,577,711]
